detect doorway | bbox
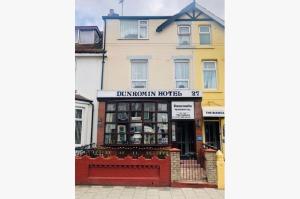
[173,121,196,159]
[204,121,220,149]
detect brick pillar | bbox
[205,149,217,184]
[170,148,181,182]
[97,101,106,146]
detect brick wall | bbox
[205,149,217,184]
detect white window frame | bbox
[120,20,149,40]
[177,25,191,46]
[75,107,85,147]
[202,61,218,90]
[199,25,211,45]
[131,59,148,89]
[174,59,190,89]
[78,30,95,44]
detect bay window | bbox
[203,61,217,89]
[120,20,148,39]
[104,102,169,145]
[178,25,191,46]
[131,59,148,89]
[175,59,189,89]
[199,25,211,45]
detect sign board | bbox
[98,90,202,98]
[196,136,203,141]
[203,107,225,117]
[171,101,194,119]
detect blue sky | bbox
[76,0,224,30]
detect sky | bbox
[75,0,224,30]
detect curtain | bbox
[204,62,217,88]
[79,30,94,44]
[121,20,138,39]
[131,61,147,80]
[175,61,189,79]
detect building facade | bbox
[96,1,224,158]
[75,26,105,147]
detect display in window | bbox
[117,125,127,144]
[106,113,116,122]
[157,123,168,134]
[118,103,129,111]
[105,124,116,133]
[157,113,168,122]
[144,112,155,122]
[158,103,168,111]
[130,134,142,144]
[131,111,142,121]
[144,123,155,133]
[144,103,155,111]
[107,103,116,111]
[144,134,155,144]
[130,123,142,133]
[131,103,142,111]
[158,134,168,144]
[117,112,129,122]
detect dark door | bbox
[173,121,196,159]
[204,121,220,149]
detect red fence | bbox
[75,155,171,186]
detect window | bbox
[178,25,191,46]
[75,29,96,44]
[131,59,148,89]
[203,61,217,89]
[75,29,79,43]
[104,102,169,145]
[175,59,189,89]
[75,108,83,145]
[199,25,211,45]
[120,20,148,39]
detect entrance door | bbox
[204,121,220,149]
[173,121,196,159]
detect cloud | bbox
[76,0,224,30]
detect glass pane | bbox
[144,103,155,111]
[144,112,155,122]
[144,123,156,133]
[79,30,95,44]
[131,61,147,80]
[107,103,116,111]
[105,124,116,134]
[179,35,190,45]
[204,70,217,89]
[200,26,210,33]
[179,26,190,34]
[158,103,168,111]
[132,81,146,88]
[131,103,142,111]
[121,20,138,39]
[129,134,142,144]
[157,113,168,122]
[139,26,147,38]
[176,81,188,89]
[144,134,155,144]
[130,123,142,133]
[118,103,129,111]
[104,134,112,144]
[203,62,216,70]
[200,33,211,44]
[117,112,129,122]
[117,125,127,144]
[75,121,82,144]
[158,134,168,144]
[131,112,142,121]
[175,61,189,79]
[157,123,168,134]
[106,113,116,122]
[75,109,82,119]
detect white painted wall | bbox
[75,54,102,145]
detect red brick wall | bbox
[194,101,203,157]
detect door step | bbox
[171,181,217,188]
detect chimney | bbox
[108,9,119,16]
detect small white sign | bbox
[172,101,194,120]
[202,107,225,117]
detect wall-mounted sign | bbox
[98,90,202,98]
[203,107,225,117]
[196,136,203,141]
[171,101,194,119]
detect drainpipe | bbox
[101,19,107,90]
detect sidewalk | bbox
[76,185,224,199]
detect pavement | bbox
[76,185,224,199]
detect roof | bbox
[156,1,224,32]
[75,94,93,103]
[75,26,105,54]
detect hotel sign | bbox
[203,107,225,117]
[172,101,194,120]
[98,90,202,98]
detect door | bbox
[173,121,196,159]
[204,121,220,149]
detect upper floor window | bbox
[120,20,148,39]
[75,29,99,44]
[175,59,189,89]
[178,25,191,46]
[203,61,217,89]
[131,59,148,89]
[199,25,211,45]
